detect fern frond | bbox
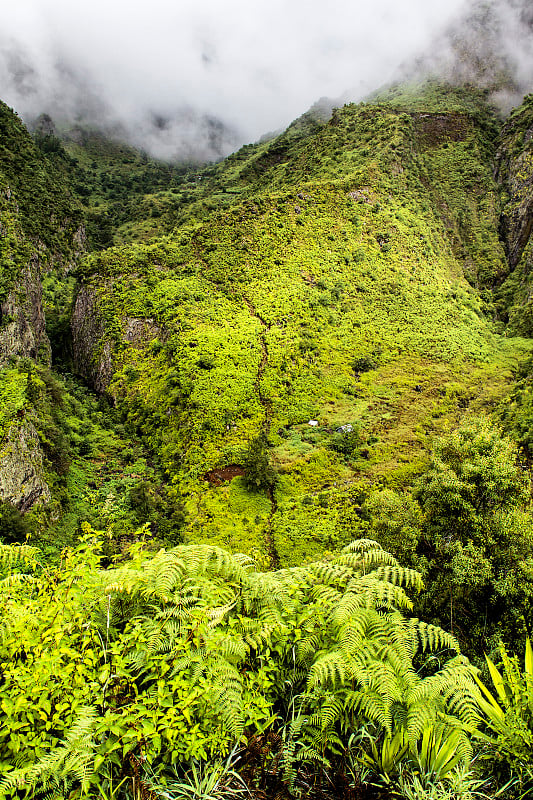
[348,576,413,611]
[0,706,98,795]
[295,634,322,665]
[0,542,38,571]
[414,620,460,653]
[366,566,423,591]
[308,650,347,689]
[0,572,35,589]
[355,690,394,734]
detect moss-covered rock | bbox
[0,421,51,511]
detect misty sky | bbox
[0,0,530,159]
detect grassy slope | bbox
[75,84,532,565]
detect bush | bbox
[328,424,361,457]
[0,502,30,544]
[352,351,381,373]
[243,433,276,491]
[475,638,533,791]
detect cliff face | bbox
[496,95,533,271]
[0,422,51,511]
[494,95,533,332]
[0,258,51,366]
[0,104,85,512]
[71,283,164,394]
[71,285,114,393]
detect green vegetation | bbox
[0,102,83,258]
[3,79,533,797]
[54,126,194,247]
[475,638,533,790]
[72,85,532,570]
[364,418,533,658]
[0,536,486,799]
[242,434,276,491]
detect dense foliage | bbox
[364,418,533,658]
[0,536,486,799]
[3,79,533,798]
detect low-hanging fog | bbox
[0,0,532,161]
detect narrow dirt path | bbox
[243,296,280,568]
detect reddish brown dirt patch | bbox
[204,464,245,486]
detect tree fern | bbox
[0,532,483,793]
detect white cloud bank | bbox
[0,0,531,159]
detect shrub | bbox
[475,639,533,792]
[0,502,30,544]
[242,434,276,491]
[328,425,361,457]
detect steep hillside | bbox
[0,103,182,549]
[495,93,533,329]
[71,84,532,566]
[0,101,82,515]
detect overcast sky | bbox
[0,0,530,159]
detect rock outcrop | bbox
[0,422,51,511]
[71,284,163,394]
[0,103,86,513]
[0,256,51,366]
[496,96,533,271]
[71,285,114,393]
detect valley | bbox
[2,80,533,797]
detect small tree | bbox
[243,433,275,492]
[0,502,30,544]
[415,417,529,544]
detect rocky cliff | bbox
[494,94,533,332]
[0,103,85,512]
[71,285,114,393]
[496,94,533,270]
[0,421,51,511]
[0,258,51,366]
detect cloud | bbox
[0,0,531,160]
[400,0,533,111]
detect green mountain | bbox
[4,79,533,798]
[66,83,531,567]
[3,79,533,611]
